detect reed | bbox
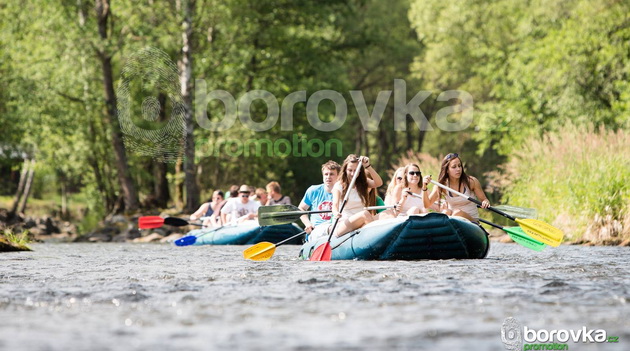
[498,124,630,243]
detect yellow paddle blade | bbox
[515,218,564,247]
[243,242,276,261]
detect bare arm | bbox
[190,203,209,220]
[361,157,383,188]
[470,176,490,208]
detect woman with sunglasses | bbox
[331,154,383,237]
[392,163,430,215]
[424,153,490,222]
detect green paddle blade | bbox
[493,205,537,219]
[243,242,276,261]
[258,205,304,226]
[503,226,546,252]
[515,218,564,247]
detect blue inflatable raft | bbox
[188,222,304,246]
[299,213,489,260]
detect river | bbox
[0,243,628,350]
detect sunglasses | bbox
[408,171,421,176]
[240,194,250,198]
[396,177,403,181]
[445,153,459,161]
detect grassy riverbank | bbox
[496,125,630,244]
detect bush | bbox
[497,124,630,243]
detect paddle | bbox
[174,214,249,247]
[243,230,307,261]
[492,205,537,220]
[258,204,394,226]
[258,205,332,226]
[430,180,564,246]
[478,218,546,252]
[404,191,538,221]
[138,216,201,229]
[311,158,364,261]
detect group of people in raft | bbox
[190,153,491,241]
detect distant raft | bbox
[299,213,489,260]
[188,222,304,246]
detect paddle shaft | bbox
[430,180,516,221]
[194,214,248,238]
[478,218,503,230]
[324,161,364,243]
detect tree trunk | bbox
[153,93,170,208]
[153,161,170,208]
[179,0,199,212]
[60,178,69,220]
[9,158,29,216]
[174,158,184,210]
[95,0,139,212]
[17,159,36,214]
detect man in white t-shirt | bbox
[220,184,260,224]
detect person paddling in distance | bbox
[392,163,430,215]
[265,181,292,206]
[424,153,490,222]
[331,155,383,238]
[190,190,226,227]
[220,184,261,224]
[298,161,341,241]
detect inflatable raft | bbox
[188,221,304,246]
[299,213,489,260]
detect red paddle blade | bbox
[138,216,165,229]
[310,243,332,261]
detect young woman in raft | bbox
[331,155,383,237]
[392,163,432,215]
[423,153,490,222]
[384,167,404,206]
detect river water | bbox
[0,243,628,351]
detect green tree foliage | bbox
[409,0,630,155]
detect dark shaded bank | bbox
[0,209,185,252]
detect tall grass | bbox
[498,125,630,243]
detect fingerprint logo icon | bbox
[501,317,523,350]
[117,47,186,163]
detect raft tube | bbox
[300,213,489,260]
[189,222,304,246]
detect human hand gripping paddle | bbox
[257,204,394,226]
[430,180,564,246]
[244,204,395,261]
[310,158,364,261]
[404,191,546,251]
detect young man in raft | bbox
[298,160,341,241]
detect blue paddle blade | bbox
[174,235,197,247]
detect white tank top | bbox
[444,181,479,220]
[401,192,425,213]
[333,182,364,218]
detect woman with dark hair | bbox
[424,153,490,222]
[331,154,383,237]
